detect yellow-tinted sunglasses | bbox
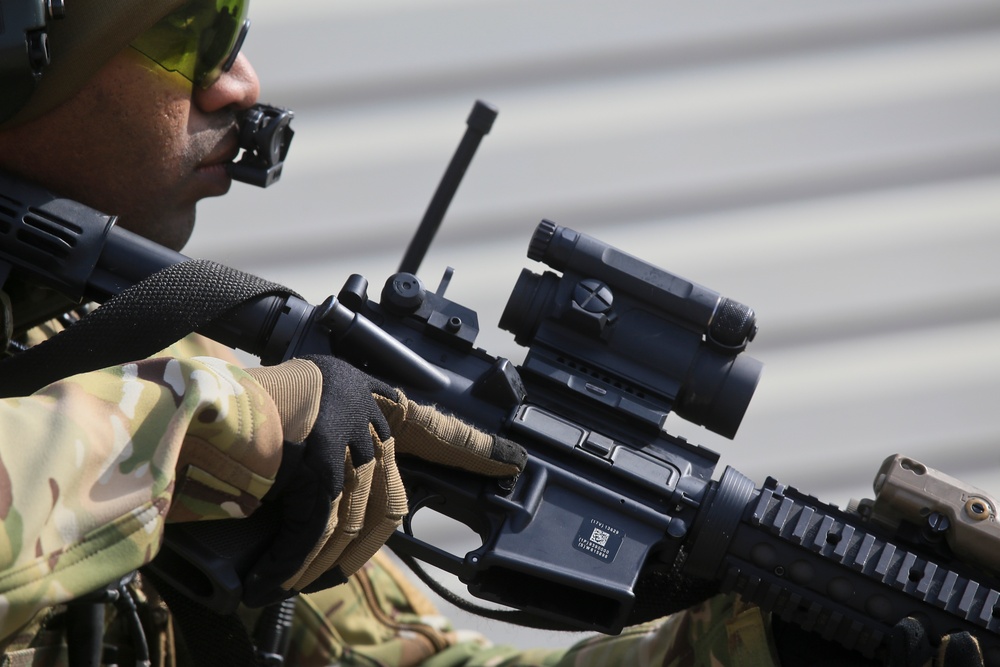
[130,0,250,89]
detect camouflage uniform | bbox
[0,322,779,666]
[285,556,778,667]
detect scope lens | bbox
[499,269,559,346]
[676,350,763,439]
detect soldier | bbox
[0,1,984,666]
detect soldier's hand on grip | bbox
[887,616,984,667]
[242,355,525,607]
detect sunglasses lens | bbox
[131,0,249,88]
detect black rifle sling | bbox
[0,259,298,397]
[0,259,299,667]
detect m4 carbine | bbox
[0,113,998,665]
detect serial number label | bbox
[573,518,624,563]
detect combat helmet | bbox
[1,0,250,127]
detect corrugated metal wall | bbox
[191,0,1000,645]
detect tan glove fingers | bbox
[336,432,409,578]
[938,632,983,666]
[284,451,375,592]
[374,391,525,477]
[280,491,341,592]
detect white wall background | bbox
[190,0,1000,648]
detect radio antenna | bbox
[397,100,498,275]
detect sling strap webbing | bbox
[0,259,298,397]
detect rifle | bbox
[0,102,997,665]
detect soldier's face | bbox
[0,48,260,251]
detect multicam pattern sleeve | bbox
[285,552,780,667]
[0,335,284,642]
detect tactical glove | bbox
[242,355,525,607]
[887,617,984,667]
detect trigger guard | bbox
[401,491,449,537]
